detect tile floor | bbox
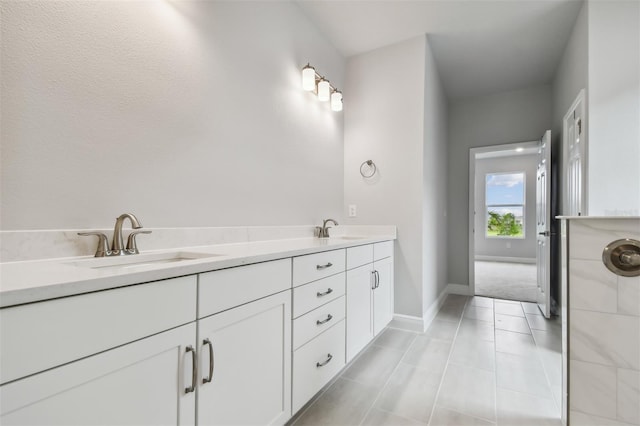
[289,295,562,426]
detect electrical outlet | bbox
[348,204,357,217]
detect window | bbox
[485,172,525,238]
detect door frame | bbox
[562,89,588,216]
[468,141,540,297]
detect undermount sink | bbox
[65,251,221,271]
[333,236,367,240]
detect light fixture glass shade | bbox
[317,79,330,101]
[331,90,343,111]
[302,65,316,91]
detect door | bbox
[536,130,552,318]
[564,91,587,216]
[197,291,291,426]
[346,264,374,362]
[373,256,394,335]
[0,323,196,425]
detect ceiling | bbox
[295,0,583,100]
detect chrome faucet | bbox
[316,218,339,238]
[78,213,151,257]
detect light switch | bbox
[348,204,357,217]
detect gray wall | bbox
[1,1,345,230]
[474,154,537,259]
[344,35,448,318]
[447,86,552,287]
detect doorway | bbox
[468,141,540,302]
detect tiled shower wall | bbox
[565,218,640,425]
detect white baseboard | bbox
[447,283,472,295]
[474,255,536,264]
[389,314,425,333]
[421,288,449,331]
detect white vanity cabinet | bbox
[345,241,394,362]
[196,260,292,426]
[0,276,198,425]
[291,249,347,414]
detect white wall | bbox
[0,1,345,230]
[587,0,640,216]
[344,36,426,317]
[447,86,552,287]
[474,154,537,259]
[422,38,449,314]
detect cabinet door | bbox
[1,323,196,426]
[346,264,374,363]
[197,290,291,426]
[373,256,394,336]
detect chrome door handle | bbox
[316,314,333,325]
[202,338,214,384]
[317,288,333,297]
[185,345,197,394]
[316,353,333,367]
[316,262,333,270]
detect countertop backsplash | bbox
[0,225,396,263]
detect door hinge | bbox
[577,118,582,135]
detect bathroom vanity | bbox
[0,233,395,425]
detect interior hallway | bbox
[290,295,562,426]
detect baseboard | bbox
[475,255,536,264]
[389,314,425,333]
[421,288,450,331]
[447,283,472,295]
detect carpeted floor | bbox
[474,261,537,302]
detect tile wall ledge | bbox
[0,225,397,263]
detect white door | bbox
[197,291,291,426]
[536,130,552,318]
[373,256,394,335]
[564,91,587,216]
[346,264,374,362]
[0,323,196,425]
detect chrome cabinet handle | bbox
[185,345,197,394]
[371,271,376,289]
[317,288,334,297]
[316,262,333,270]
[202,338,214,384]
[316,314,333,325]
[375,270,380,289]
[316,353,333,367]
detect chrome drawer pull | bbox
[316,353,333,368]
[317,288,334,297]
[316,314,333,325]
[185,345,197,394]
[202,338,214,384]
[316,262,333,270]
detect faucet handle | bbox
[78,232,110,257]
[125,230,152,254]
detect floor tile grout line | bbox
[356,331,420,425]
[425,297,471,426]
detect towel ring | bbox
[360,160,377,178]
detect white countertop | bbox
[0,235,395,308]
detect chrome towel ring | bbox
[360,160,377,178]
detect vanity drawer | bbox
[0,275,197,385]
[293,249,345,287]
[293,296,345,350]
[374,241,393,261]
[199,258,291,318]
[293,273,345,318]
[292,320,346,414]
[346,244,373,270]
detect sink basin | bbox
[333,236,367,240]
[65,251,221,271]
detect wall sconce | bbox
[301,63,343,112]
